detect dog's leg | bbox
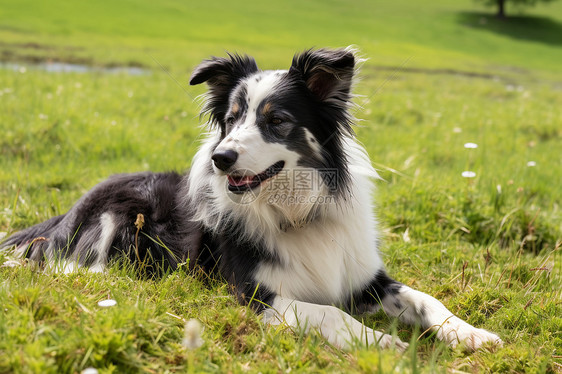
[264,296,409,351]
[376,274,502,350]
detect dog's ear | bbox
[289,48,355,103]
[190,54,259,126]
[190,54,258,86]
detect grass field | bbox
[1,0,561,372]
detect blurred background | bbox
[1,0,561,75]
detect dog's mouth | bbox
[227,161,285,194]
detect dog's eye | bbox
[225,116,236,124]
[270,118,283,125]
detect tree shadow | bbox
[456,11,562,46]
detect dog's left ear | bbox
[289,48,355,103]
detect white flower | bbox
[183,319,204,350]
[462,171,476,178]
[97,299,117,307]
[464,142,478,149]
[402,228,411,243]
[526,161,536,167]
[81,368,99,374]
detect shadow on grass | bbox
[456,11,562,46]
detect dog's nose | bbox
[211,150,238,171]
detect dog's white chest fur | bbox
[254,187,383,305]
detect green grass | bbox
[1,0,561,373]
[1,0,562,73]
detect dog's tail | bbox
[0,214,67,261]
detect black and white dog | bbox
[2,48,501,351]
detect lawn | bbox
[0,0,561,373]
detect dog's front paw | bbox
[377,333,409,352]
[439,317,502,351]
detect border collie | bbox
[1,48,502,351]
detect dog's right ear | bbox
[189,54,259,86]
[190,54,259,127]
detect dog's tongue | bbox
[228,175,255,187]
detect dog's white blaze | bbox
[245,70,286,109]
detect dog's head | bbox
[190,48,357,199]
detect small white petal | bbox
[462,171,476,178]
[98,299,117,307]
[81,368,99,374]
[526,161,536,167]
[402,228,411,243]
[183,318,204,350]
[464,142,478,149]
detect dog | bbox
[1,48,502,351]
